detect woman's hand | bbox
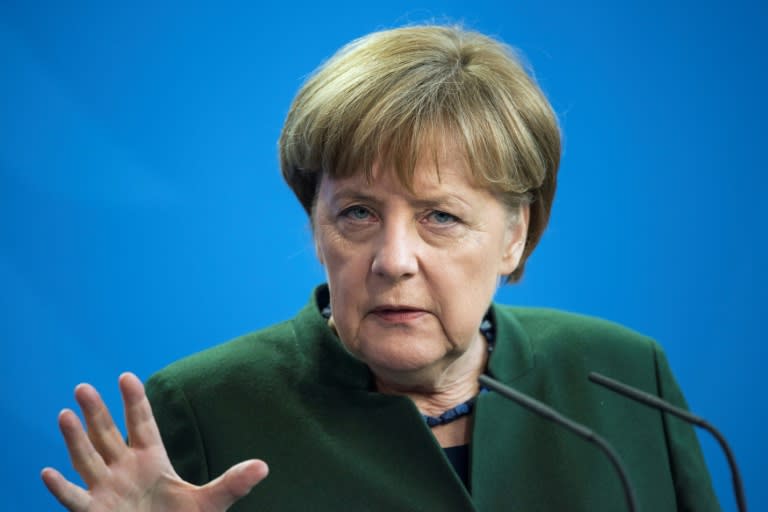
[41,373,269,512]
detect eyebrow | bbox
[330,187,472,210]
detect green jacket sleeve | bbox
[145,371,210,486]
[653,343,721,512]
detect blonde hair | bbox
[279,25,560,282]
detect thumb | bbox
[202,459,269,510]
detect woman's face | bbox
[313,150,528,384]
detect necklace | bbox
[421,386,489,427]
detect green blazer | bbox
[145,286,720,511]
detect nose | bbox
[371,219,419,280]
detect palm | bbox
[42,373,268,512]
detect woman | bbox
[42,25,720,511]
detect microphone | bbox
[478,374,638,512]
[588,371,747,512]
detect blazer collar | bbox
[291,285,374,390]
[486,302,535,383]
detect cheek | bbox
[431,245,501,328]
[316,218,370,258]
[321,240,371,343]
[442,236,502,284]
[321,239,370,288]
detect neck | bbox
[373,331,489,417]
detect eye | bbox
[426,210,460,225]
[340,205,375,221]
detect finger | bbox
[119,372,163,449]
[41,467,92,511]
[76,383,127,464]
[59,409,109,486]
[202,460,269,510]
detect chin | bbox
[359,344,449,378]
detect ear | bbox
[499,204,529,276]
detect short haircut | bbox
[279,25,560,282]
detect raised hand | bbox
[42,373,269,512]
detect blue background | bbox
[1,1,765,510]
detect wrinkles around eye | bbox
[425,210,460,226]
[336,207,462,233]
[339,205,377,222]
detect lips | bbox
[369,305,427,323]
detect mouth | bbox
[369,305,427,323]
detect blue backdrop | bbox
[2,2,765,510]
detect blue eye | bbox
[341,205,373,221]
[428,210,459,225]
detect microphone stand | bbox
[479,374,638,512]
[588,371,747,512]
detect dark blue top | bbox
[444,444,470,489]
